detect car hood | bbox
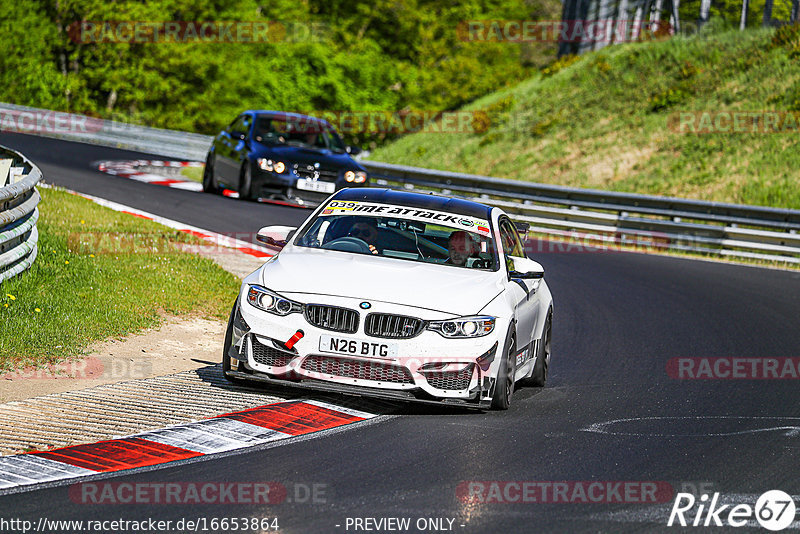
[252,143,363,170]
[259,249,504,315]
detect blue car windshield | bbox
[254,116,346,152]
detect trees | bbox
[0,0,559,147]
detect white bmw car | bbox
[223,188,553,409]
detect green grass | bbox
[181,166,203,183]
[0,187,240,371]
[369,26,800,210]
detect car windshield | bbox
[254,115,346,152]
[295,200,498,271]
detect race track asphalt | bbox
[1,131,799,533]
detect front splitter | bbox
[225,370,491,410]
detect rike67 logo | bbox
[668,490,796,531]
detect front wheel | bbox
[238,163,254,200]
[491,331,516,410]
[202,154,220,194]
[222,301,247,384]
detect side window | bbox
[499,218,525,273]
[241,115,252,137]
[229,115,251,138]
[499,219,525,258]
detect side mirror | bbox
[256,226,297,249]
[345,145,362,156]
[509,256,544,279]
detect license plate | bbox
[296,179,336,193]
[319,335,397,358]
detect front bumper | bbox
[228,294,503,406]
[250,165,365,205]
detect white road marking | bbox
[583,416,800,437]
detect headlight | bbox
[427,316,495,338]
[257,159,286,173]
[246,285,303,316]
[344,171,367,183]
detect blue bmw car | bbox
[203,111,368,206]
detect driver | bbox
[447,230,480,266]
[347,217,380,255]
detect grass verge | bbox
[369,25,800,211]
[180,166,203,183]
[0,187,240,371]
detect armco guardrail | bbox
[362,161,800,264]
[0,145,41,283]
[2,101,799,265]
[0,102,211,161]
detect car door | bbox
[499,216,539,368]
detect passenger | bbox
[447,230,480,266]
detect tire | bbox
[222,301,247,384]
[491,330,516,410]
[202,154,220,194]
[238,163,253,200]
[526,312,552,387]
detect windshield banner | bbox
[321,200,492,236]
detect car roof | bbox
[247,110,331,126]
[331,188,494,220]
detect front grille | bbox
[422,365,475,390]
[251,336,296,367]
[304,305,359,333]
[294,165,339,181]
[365,313,425,339]
[301,355,414,384]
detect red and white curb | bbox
[96,160,205,193]
[0,400,375,490]
[94,159,313,207]
[42,183,274,259]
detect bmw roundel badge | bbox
[360,302,371,309]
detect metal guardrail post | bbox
[0,145,42,283]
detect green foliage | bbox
[782,81,800,111]
[679,0,793,32]
[771,22,800,57]
[0,0,558,149]
[541,54,580,77]
[649,87,691,111]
